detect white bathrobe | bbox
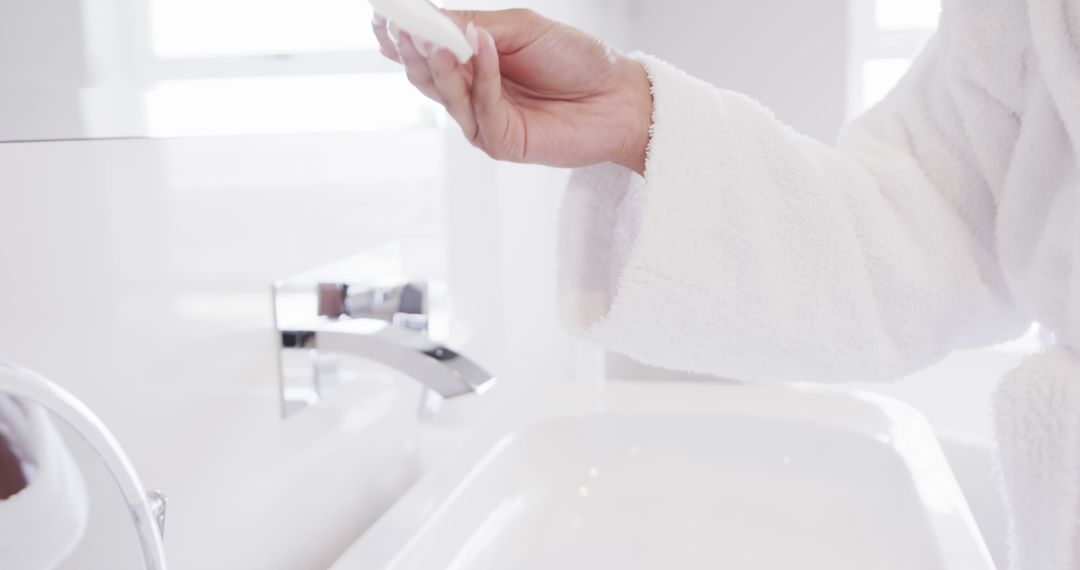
[558,0,1080,567]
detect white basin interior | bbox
[333,382,995,570]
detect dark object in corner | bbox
[0,433,27,500]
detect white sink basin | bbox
[332,381,995,570]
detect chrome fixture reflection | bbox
[0,362,168,570]
[273,248,496,418]
[147,490,168,538]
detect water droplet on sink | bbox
[578,486,590,498]
[588,468,599,478]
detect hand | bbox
[372,8,653,174]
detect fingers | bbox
[428,45,479,142]
[382,24,480,142]
[374,11,514,152]
[397,33,441,103]
[379,7,548,65]
[470,27,512,158]
[371,15,399,62]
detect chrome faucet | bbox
[273,250,496,418]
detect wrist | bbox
[613,56,653,176]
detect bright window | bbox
[848,0,940,114]
[875,0,942,30]
[145,74,440,137]
[861,58,915,111]
[143,0,440,137]
[149,0,378,58]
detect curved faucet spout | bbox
[283,320,496,399]
[273,252,497,418]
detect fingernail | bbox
[416,41,431,58]
[466,22,479,54]
[372,14,387,27]
[388,23,401,44]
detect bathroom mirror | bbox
[0,0,439,142]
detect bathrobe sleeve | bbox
[558,16,1030,383]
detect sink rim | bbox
[332,380,996,570]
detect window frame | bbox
[846,0,937,116]
[111,0,440,135]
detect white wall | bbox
[0,0,91,86]
[0,0,150,140]
[631,0,850,142]
[0,132,452,569]
[0,0,90,140]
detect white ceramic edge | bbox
[332,381,995,570]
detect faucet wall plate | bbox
[272,247,496,419]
